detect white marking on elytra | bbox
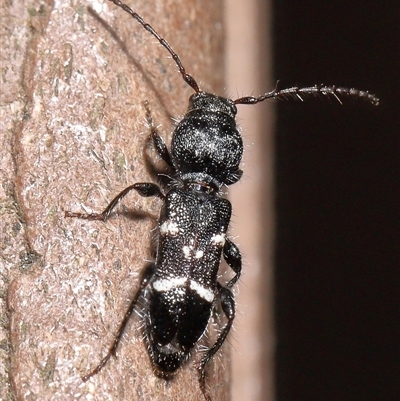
[190,280,214,303]
[160,220,179,236]
[182,245,191,259]
[211,233,226,247]
[153,277,187,292]
[195,250,204,259]
[152,277,214,302]
[182,246,203,259]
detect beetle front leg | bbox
[143,101,174,168]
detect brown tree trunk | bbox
[226,2,275,401]
[1,0,226,400]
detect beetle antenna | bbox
[234,83,379,106]
[108,0,200,94]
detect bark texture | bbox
[1,0,226,400]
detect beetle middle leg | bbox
[64,183,164,221]
[223,237,242,288]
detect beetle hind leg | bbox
[197,284,235,400]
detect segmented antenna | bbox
[108,0,200,93]
[108,0,379,107]
[234,84,379,106]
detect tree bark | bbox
[226,2,275,401]
[1,0,226,400]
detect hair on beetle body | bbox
[65,0,379,400]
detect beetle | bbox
[65,0,378,399]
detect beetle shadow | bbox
[87,6,174,121]
[86,7,179,224]
[111,205,158,262]
[118,207,156,223]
